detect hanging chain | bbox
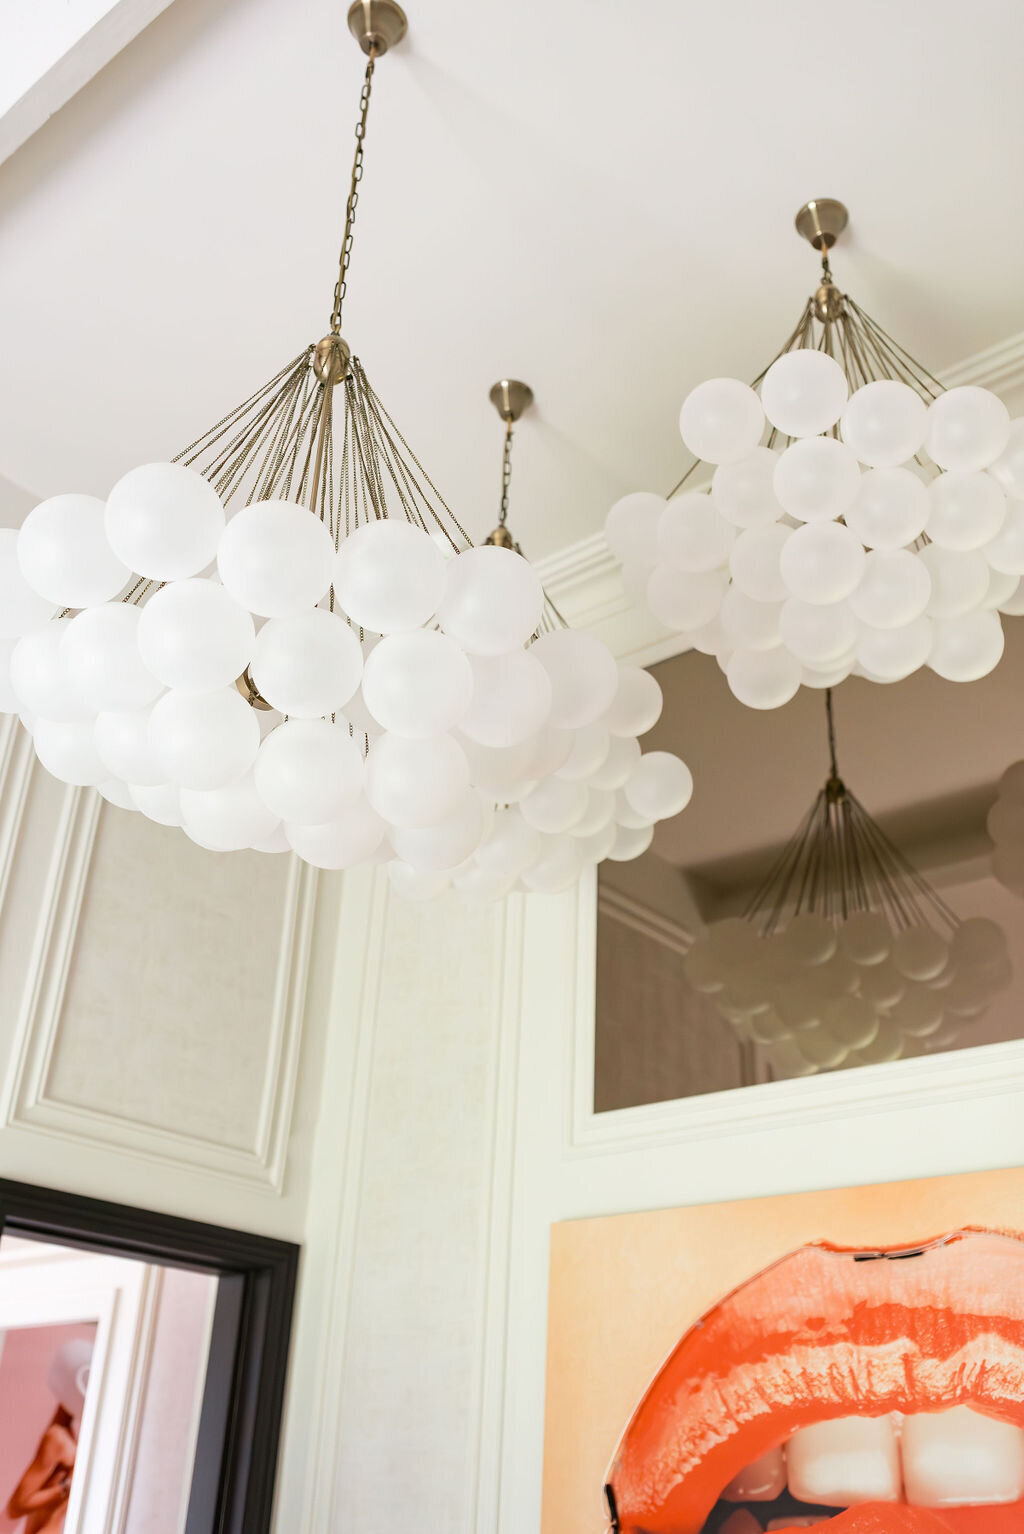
[498,416,514,526]
[330,48,377,334]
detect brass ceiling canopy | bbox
[347,0,408,56]
[795,197,850,251]
[488,379,534,423]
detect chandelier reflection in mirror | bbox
[683,691,1011,1077]
[607,198,1024,709]
[0,0,692,887]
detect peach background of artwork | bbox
[0,1321,98,1534]
[541,1163,1024,1534]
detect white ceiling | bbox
[1,0,1023,557]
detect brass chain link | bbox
[498,417,514,526]
[330,49,377,334]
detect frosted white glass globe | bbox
[919,544,989,618]
[568,786,616,837]
[522,834,587,892]
[849,549,931,629]
[925,386,1011,472]
[838,380,929,468]
[253,825,292,854]
[10,620,93,722]
[711,447,784,529]
[589,734,641,790]
[218,500,334,618]
[457,732,538,798]
[604,666,662,737]
[0,529,56,639]
[987,796,1024,843]
[928,610,1005,682]
[606,822,655,862]
[130,783,182,826]
[726,646,802,709]
[689,615,731,658]
[530,630,618,729]
[624,751,694,820]
[391,791,488,873]
[334,519,447,633]
[728,524,792,603]
[779,522,866,605]
[858,960,905,1009]
[657,493,735,572]
[18,494,129,607]
[365,731,469,828]
[97,780,136,811]
[720,589,782,651]
[94,707,164,785]
[999,577,1024,615]
[476,809,542,880]
[678,378,764,465]
[105,462,224,581]
[32,718,107,786]
[148,686,260,790]
[181,772,280,852]
[784,912,837,967]
[855,616,933,681]
[286,798,387,869]
[137,578,255,692]
[844,468,929,551]
[988,418,1024,501]
[647,567,728,630]
[982,566,1019,610]
[62,603,163,712]
[254,719,364,823]
[890,987,945,1039]
[437,546,544,655]
[524,723,574,778]
[760,350,848,438]
[605,492,667,564]
[251,608,363,718]
[772,437,861,523]
[983,503,1024,575]
[825,996,879,1051]
[891,924,948,982]
[361,630,472,740]
[576,820,618,865]
[779,598,857,665]
[838,909,891,966]
[951,914,1008,968]
[520,776,588,833]
[926,471,1006,551]
[614,788,650,829]
[459,650,551,748]
[555,722,610,781]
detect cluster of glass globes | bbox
[682,908,1011,1076]
[988,761,1024,900]
[606,352,1024,708]
[0,462,694,893]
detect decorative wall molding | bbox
[1,793,318,1192]
[597,883,694,959]
[534,325,1024,664]
[0,715,36,918]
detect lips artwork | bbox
[605,1228,1024,1534]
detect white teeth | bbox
[723,1446,787,1501]
[901,1406,1024,1507]
[787,1415,901,1507]
[721,1512,763,1534]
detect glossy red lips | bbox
[606,1229,1024,1533]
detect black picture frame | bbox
[0,1177,299,1534]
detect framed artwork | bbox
[542,1165,1024,1534]
[0,1180,298,1534]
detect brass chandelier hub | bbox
[313,333,352,386]
[346,0,408,56]
[794,197,849,251]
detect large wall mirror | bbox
[0,1180,297,1534]
[595,632,1024,1113]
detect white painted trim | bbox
[597,882,695,958]
[0,716,35,918]
[2,796,318,1192]
[467,895,526,1534]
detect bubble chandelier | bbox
[606,198,1024,709]
[683,690,1011,1077]
[0,1,693,888]
[988,761,1024,899]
